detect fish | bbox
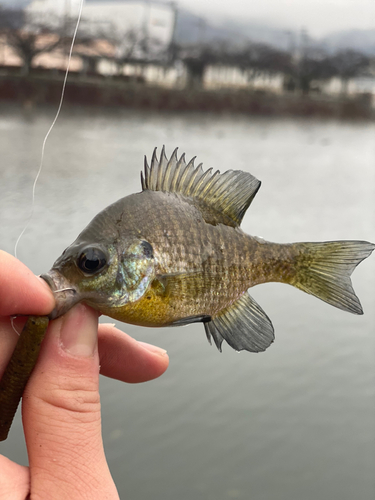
[41,147,374,353]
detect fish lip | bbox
[40,271,80,320]
[40,273,57,292]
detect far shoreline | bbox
[0,71,373,121]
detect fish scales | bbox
[106,190,264,319]
[42,147,375,353]
[143,196,268,304]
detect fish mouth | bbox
[40,271,80,320]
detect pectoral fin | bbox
[204,293,274,353]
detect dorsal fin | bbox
[141,146,261,227]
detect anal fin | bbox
[204,293,274,353]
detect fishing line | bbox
[14,0,85,259]
[10,288,75,335]
[10,316,21,336]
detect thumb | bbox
[22,304,119,500]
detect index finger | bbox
[0,250,55,317]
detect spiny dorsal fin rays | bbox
[142,147,261,227]
[170,153,189,193]
[163,148,180,190]
[141,156,149,191]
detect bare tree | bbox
[297,52,335,94]
[179,40,292,90]
[296,49,369,94]
[329,50,369,94]
[235,43,292,84]
[0,8,69,75]
[74,20,161,78]
[179,41,231,89]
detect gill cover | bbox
[115,239,156,304]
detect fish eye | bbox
[140,240,153,258]
[78,247,108,275]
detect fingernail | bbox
[137,341,168,357]
[60,304,98,357]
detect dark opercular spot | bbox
[78,247,107,274]
[140,240,154,258]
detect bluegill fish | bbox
[42,147,374,353]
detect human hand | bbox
[0,250,169,499]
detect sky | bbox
[2,0,375,38]
[180,0,375,37]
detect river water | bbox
[0,103,374,500]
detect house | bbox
[26,0,176,61]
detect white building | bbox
[26,0,176,60]
[321,75,375,106]
[204,65,284,93]
[25,0,83,19]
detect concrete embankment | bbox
[0,73,373,120]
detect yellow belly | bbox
[88,279,180,327]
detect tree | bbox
[235,43,292,83]
[179,41,235,89]
[73,20,162,78]
[0,8,69,75]
[296,49,369,95]
[329,49,369,94]
[298,53,337,94]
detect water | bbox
[0,102,374,500]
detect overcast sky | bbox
[3,0,375,38]
[180,0,375,37]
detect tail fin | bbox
[290,241,374,314]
